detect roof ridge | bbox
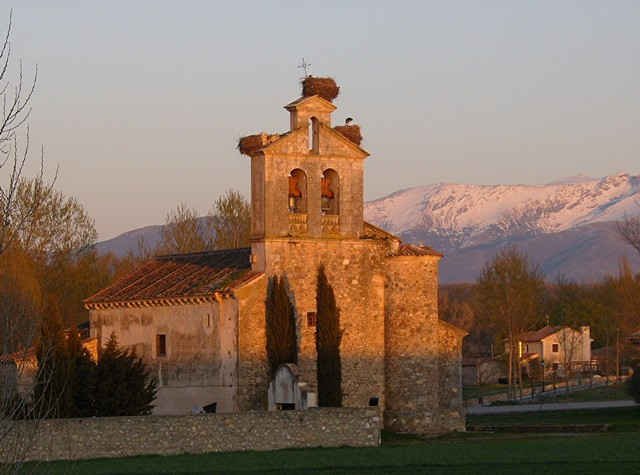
[156,247,251,260]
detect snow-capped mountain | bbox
[364,173,640,253]
[364,173,640,282]
[97,173,640,283]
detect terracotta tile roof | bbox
[84,248,260,307]
[398,243,442,257]
[519,325,565,342]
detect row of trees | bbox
[156,190,250,255]
[441,247,640,397]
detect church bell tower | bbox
[238,77,369,261]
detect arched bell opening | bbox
[288,169,307,214]
[321,169,339,215]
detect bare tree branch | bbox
[617,210,640,257]
[0,9,53,258]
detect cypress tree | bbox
[265,275,298,378]
[315,265,342,407]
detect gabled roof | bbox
[255,122,369,159]
[318,122,369,158]
[519,325,565,342]
[284,95,337,112]
[84,248,261,309]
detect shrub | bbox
[93,333,157,417]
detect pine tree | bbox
[315,265,342,407]
[66,328,96,417]
[265,276,298,377]
[93,333,157,416]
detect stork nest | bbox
[302,77,340,102]
[237,133,280,155]
[334,125,362,146]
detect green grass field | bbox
[467,405,640,430]
[26,432,640,475]
[463,383,507,400]
[533,382,630,403]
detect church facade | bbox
[85,78,466,434]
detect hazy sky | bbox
[7,1,640,239]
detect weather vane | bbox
[298,58,311,78]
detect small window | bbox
[552,343,559,353]
[157,334,167,357]
[307,312,317,327]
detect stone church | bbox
[85,78,466,434]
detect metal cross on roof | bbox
[298,58,311,78]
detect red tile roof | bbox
[84,248,261,308]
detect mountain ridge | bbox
[97,173,640,283]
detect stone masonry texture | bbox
[0,408,381,463]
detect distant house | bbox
[516,325,593,375]
[0,325,99,401]
[0,348,38,401]
[462,357,505,386]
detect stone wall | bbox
[0,408,381,463]
[236,275,269,411]
[384,255,441,433]
[435,320,466,432]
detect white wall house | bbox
[517,325,593,375]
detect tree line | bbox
[440,247,640,397]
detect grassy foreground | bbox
[28,431,640,474]
[534,383,630,403]
[467,405,640,430]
